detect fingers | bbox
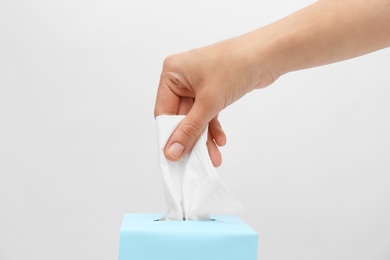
[207,116,226,167]
[178,97,194,115]
[165,109,227,167]
[209,116,226,147]
[154,56,194,117]
[207,130,222,167]
[155,54,227,166]
[164,99,216,162]
[154,81,180,117]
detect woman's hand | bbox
[154,39,277,166]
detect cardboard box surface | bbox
[119,213,258,260]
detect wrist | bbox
[231,29,284,91]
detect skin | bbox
[154,0,390,167]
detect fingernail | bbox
[167,142,185,160]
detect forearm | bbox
[241,0,390,87]
[155,0,390,163]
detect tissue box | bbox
[118,213,258,260]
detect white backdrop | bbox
[1,1,390,260]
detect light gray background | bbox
[1,0,390,260]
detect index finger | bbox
[154,77,180,117]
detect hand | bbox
[154,0,390,167]
[154,38,277,166]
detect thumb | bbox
[164,100,216,161]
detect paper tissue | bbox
[118,115,258,260]
[156,115,242,220]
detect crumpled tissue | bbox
[156,115,242,220]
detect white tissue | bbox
[156,115,242,220]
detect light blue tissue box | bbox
[118,213,258,260]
